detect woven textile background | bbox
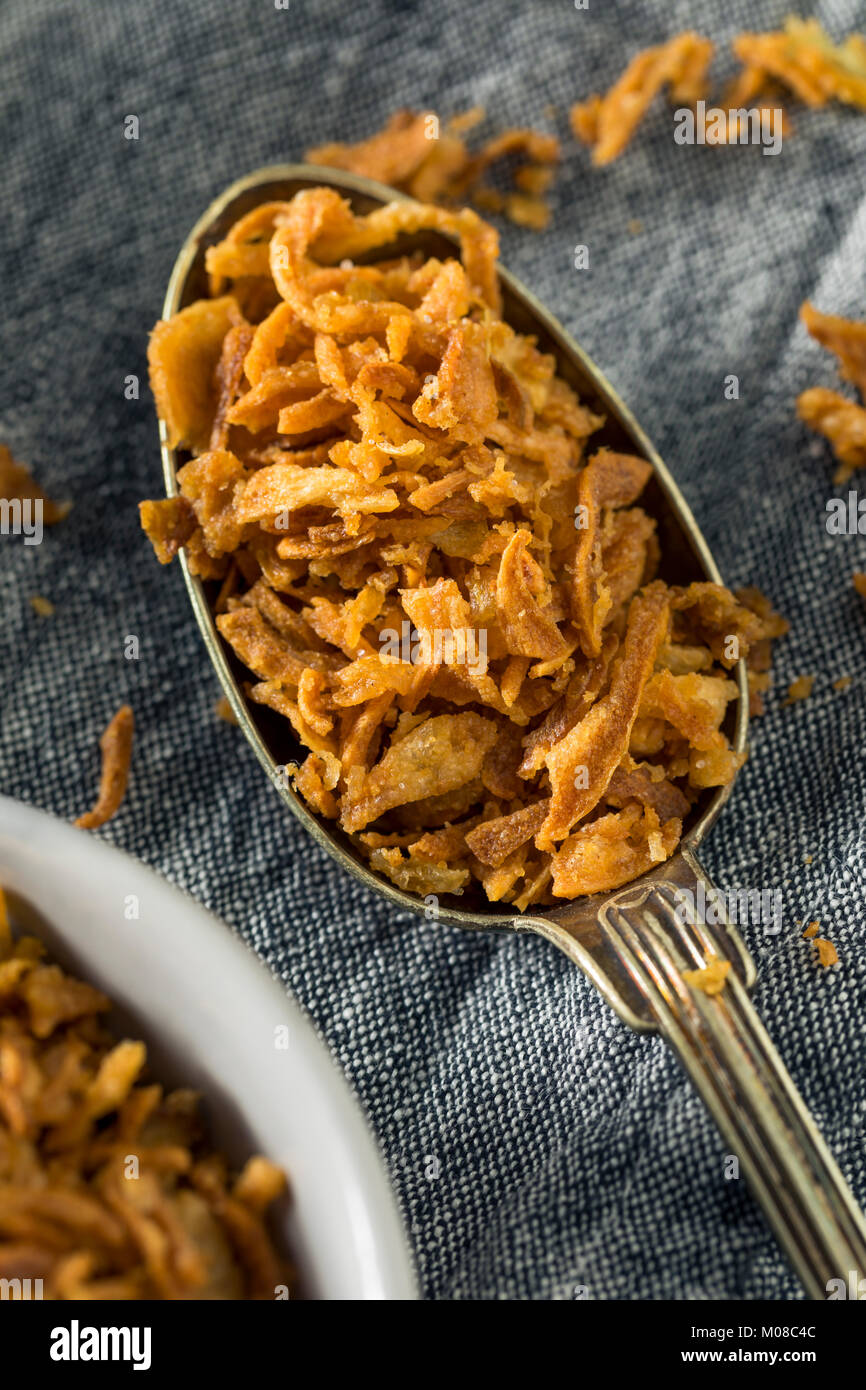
[2,0,866,1300]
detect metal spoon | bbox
[156,163,866,1299]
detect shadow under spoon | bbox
[156,163,866,1299]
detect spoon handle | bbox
[591,863,866,1299]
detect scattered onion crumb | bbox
[305,109,560,231]
[515,163,555,195]
[803,921,839,967]
[215,694,238,725]
[833,675,852,692]
[814,938,839,968]
[628,218,643,235]
[0,444,72,525]
[29,596,54,617]
[854,572,866,599]
[572,20,866,168]
[784,675,814,705]
[503,192,551,230]
[74,705,134,831]
[683,958,731,995]
[797,303,866,481]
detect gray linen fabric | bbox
[2,0,866,1300]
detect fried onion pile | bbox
[140,189,784,906]
[0,888,290,1299]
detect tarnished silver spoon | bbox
[154,163,866,1299]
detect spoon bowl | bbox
[159,164,746,939]
[155,164,866,1298]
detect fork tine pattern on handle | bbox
[597,875,866,1300]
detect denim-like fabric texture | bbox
[2,0,866,1300]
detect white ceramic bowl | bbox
[0,795,417,1300]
